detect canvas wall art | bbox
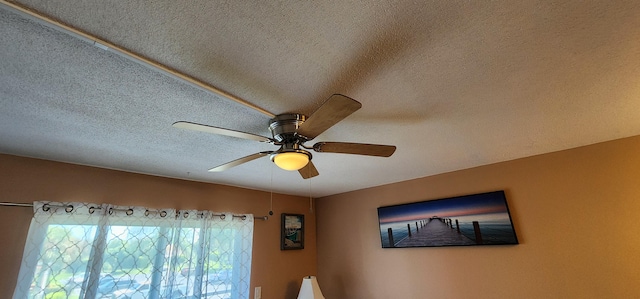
[377,190,518,248]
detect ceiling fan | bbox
[173,94,396,179]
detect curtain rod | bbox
[0,0,275,118]
[0,202,268,220]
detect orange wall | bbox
[316,135,640,298]
[0,154,316,299]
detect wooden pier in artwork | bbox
[387,217,482,247]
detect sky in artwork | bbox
[378,191,512,224]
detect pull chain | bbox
[308,166,313,213]
[269,163,274,216]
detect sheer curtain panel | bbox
[13,201,254,299]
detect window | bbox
[13,202,253,299]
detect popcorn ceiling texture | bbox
[1,1,640,197]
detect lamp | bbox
[297,276,325,299]
[271,151,310,171]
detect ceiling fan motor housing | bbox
[268,113,312,160]
[269,114,307,143]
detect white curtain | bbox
[13,201,254,299]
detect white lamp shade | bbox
[297,276,325,299]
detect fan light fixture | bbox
[272,152,310,171]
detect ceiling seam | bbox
[0,0,276,118]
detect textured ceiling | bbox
[1,1,640,197]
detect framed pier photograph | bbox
[281,213,305,250]
[377,190,518,248]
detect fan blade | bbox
[173,121,273,143]
[298,160,319,179]
[208,152,272,172]
[297,94,362,140]
[313,142,396,157]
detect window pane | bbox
[96,225,163,299]
[30,224,96,299]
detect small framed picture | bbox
[281,213,304,250]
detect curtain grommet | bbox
[160,211,167,218]
[42,203,50,212]
[126,209,134,216]
[65,205,74,213]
